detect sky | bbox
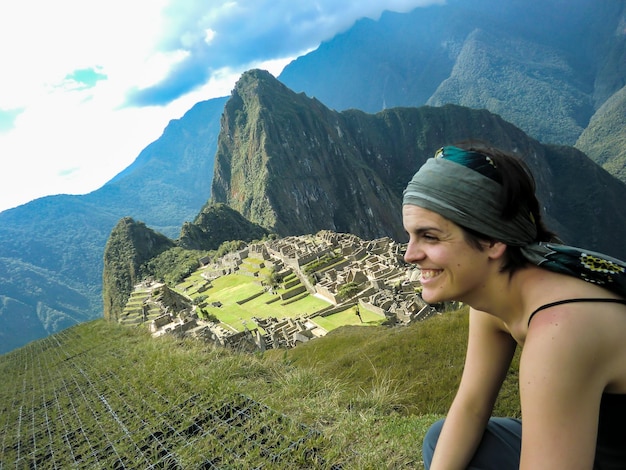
[0,0,442,213]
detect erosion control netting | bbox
[0,328,336,469]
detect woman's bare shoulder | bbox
[525,299,626,392]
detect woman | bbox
[402,144,626,469]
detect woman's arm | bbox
[429,308,517,469]
[519,306,608,470]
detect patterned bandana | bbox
[403,146,626,298]
[521,243,626,295]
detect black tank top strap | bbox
[528,298,626,327]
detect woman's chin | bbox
[421,289,452,305]
[420,290,441,304]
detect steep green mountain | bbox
[426,28,591,145]
[102,218,175,321]
[0,97,226,354]
[212,70,626,260]
[103,203,269,321]
[178,202,269,251]
[212,70,406,240]
[576,85,626,182]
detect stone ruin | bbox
[125,230,439,351]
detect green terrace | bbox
[120,252,387,338]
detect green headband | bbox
[402,146,537,246]
[403,146,626,300]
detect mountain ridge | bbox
[278,0,625,153]
[0,97,227,353]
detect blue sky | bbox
[0,0,441,213]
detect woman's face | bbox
[402,205,494,305]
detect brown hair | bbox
[455,142,556,273]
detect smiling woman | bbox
[402,204,503,306]
[402,143,626,469]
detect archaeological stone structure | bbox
[121,231,439,351]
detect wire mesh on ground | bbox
[0,327,336,469]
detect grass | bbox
[312,306,386,330]
[186,273,332,332]
[0,306,521,468]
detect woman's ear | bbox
[486,240,508,260]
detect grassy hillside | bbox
[576,85,626,184]
[0,308,521,468]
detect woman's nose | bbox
[404,240,423,264]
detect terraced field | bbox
[120,254,386,337]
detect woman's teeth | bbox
[420,270,441,280]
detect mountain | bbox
[102,68,626,346]
[93,97,228,237]
[576,85,626,181]
[102,218,175,321]
[177,202,269,252]
[426,28,591,145]
[278,0,626,168]
[1,0,625,354]
[102,203,269,321]
[212,69,626,258]
[0,97,226,354]
[211,70,405,240]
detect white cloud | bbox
[0,0,443,213]
[204,28,217,45]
